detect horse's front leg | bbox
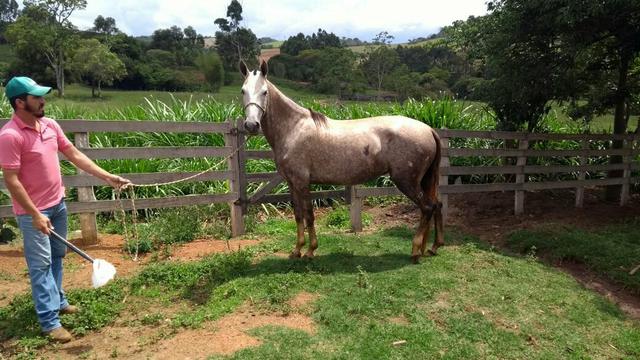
[302,187,317,258]
[289,186,306,259]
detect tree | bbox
[446,3,570,131]
[149,25,204,66]
[5,0,86,97]
[150,26,184,52]
[195,51,224,92]
[451,0,640,199]
[92,15,118,43]
[313,47,361,95]
[0,0,19,43]
[70,38,126,97]
[280,33,309,56]
[361,32,400,99]
[214,0,259,70]
[558,0,640,200]
[0,0,18,23]
[308,28,341,49]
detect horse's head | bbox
[240,59,269,134]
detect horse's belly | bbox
[309,154,387,185]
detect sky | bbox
[68,0,489,43]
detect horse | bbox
[240,59,444,263]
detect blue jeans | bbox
[17,199,69,332]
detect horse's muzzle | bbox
[243,119,260,134]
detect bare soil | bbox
[1,188,638,358]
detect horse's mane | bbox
[309,108,328,128]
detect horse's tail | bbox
[421,128,441,203]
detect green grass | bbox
[1,216,639,358]
[261,41,282,48]
[0,77,332,114]
[506,218,640,294]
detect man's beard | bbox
[25,102,45,118]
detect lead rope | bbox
[114,139,245,261]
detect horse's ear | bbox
[239,61,248,77]
[260,59,268,77]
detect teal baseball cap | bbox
[5,76,52,99]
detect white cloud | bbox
[70,0,488,42]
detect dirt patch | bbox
[154,303,316,358]
[446,190,640,246]
[260,48,280,62]
[168,239,260,261]
[388,316,410,326]
[288,291,319,312]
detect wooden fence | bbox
[0,119,638,242]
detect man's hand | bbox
[33,213,52,235]
[106,174,132,190]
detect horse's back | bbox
[327,115,436,149]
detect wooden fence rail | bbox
[0,118,638,241]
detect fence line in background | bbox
[0,118,638,241]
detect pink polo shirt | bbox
[0,114,73,215]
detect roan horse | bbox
[240,60,443,263]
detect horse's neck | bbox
[263,82,307,151]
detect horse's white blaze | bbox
[242,70,268,128]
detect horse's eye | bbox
[241,89,245,95]
[262,91,268,96]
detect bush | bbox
[195,51,225,92]
[151,207,202,245]
[123,223,154,255]
[324,205,372,229]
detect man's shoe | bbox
[60,305,79,315]
[44,326,73,343]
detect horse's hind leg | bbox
[428,202,445,255]
[392,177,434,262]
[419,210,433,256]
[412,212,433,263]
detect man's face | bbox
[21,95,45,118]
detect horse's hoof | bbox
[303,253,315,260]
[426,249,437,257]
[289,251,302,259]
[411,255,421,264]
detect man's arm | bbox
[2,169,52,234]
[61,145,131,189]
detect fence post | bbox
[439,136,450,223]
[346,186,362,232]
[620,136,632,206]
[514,136,529,215]
[74,132,98,245]
[575,139,589,208]
[225,120,245,237]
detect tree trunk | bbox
[55,48,65,97]
[605,54,630,202]
[97,80,102,98]
[91,83,96,98]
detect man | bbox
[0,76,130,343]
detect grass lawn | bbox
[1,215,638,359]
[9,77,333,114]
[506,219,640,294]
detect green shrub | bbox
[151,207,201,245]
[325,206,351,229]
[325,205,372,229]
[195,52,224,92]
[123,223,155,255]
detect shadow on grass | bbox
[184,251,413,305]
